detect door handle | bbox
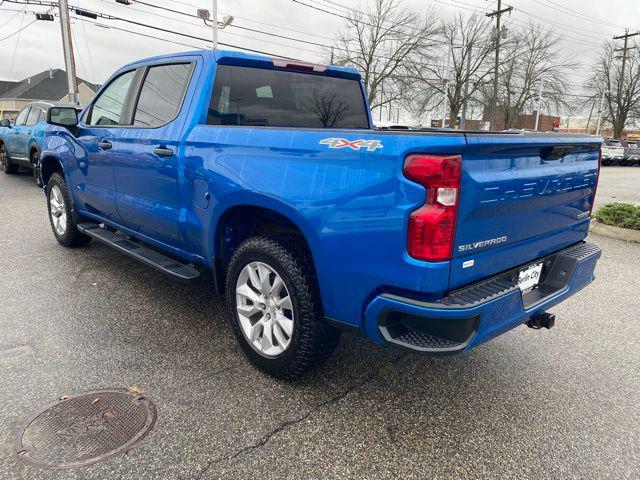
[153,147,173,157]
[98,141,112,150]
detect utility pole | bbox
[486,0,512,131]
[534,76,543,131]
[613,29,639,134]
[595,90,606,136]
[58,0,79,104]
[441,49,452,128]
[460,44,472,130]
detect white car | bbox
[601,139,624,165]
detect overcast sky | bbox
[0,0,637,118]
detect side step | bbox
[77,223,202,283]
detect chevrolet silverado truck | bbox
[38,50,602,379]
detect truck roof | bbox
[120,49,361,81]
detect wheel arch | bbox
[40,154,64,188]
[211,198,323,296]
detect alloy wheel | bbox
[49,185,67,236]
[235,261,294,357]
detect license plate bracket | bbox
[518,263,543,293]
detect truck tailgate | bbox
[450,134,600,289]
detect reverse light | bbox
[404,154,461,262]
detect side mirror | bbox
[0,119,11,128]
[47,107,78,128]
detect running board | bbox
[77,223,202,283]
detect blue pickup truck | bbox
[36,50,602,379]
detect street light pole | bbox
[595,90,606,136]
[534,76,544,131]
[58,0,79,104]
[460,44,472,130]
[212,0,217,49]
[441,49,452,128]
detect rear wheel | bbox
[226,235,340,379]
[47,173,92,248]
[1,144,18,174]
[30,150,43,187]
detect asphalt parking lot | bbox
[1,171,639,480]
[594,166,640,209]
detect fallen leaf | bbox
[128,386,144,396]
[59,395,69,401]
[91,397,100,405]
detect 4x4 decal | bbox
[319,138,383,151]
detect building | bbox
[0,69,98,120]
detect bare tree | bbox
[407,13,496,126]
[330,0,440,112]
[585,41,640,137]
[482,23,574,129]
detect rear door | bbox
[450,134,600,288]
[7,106,30,162]
[112,61,195,247]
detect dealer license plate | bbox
[518,263,543,293]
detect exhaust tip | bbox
[527,312,556,330]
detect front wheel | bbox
[47,173,92,248]
[31,150,43,187]
[226,235,340,379]
[1,144,18,174]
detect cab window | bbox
[133,63,193,127]
[26,107,42,126]
[14,107,30,126]
[87,70,136,126]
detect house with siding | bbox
[0,69,98,120]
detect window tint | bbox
[207,65,369,129]
[133,63,193,127]
[87,70,136,126]
[14,107,30,126]
[26,107,42,126]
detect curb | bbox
[589,220,640,243]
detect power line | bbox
[532,0,626,30]
[0,4,26,29]
[73,15,205,50]
[99,0,452,68]
[436,0,603,48]
[0,16,36,41]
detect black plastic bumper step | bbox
[77,223,201,283]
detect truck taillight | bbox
[403,154,461,262]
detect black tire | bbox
[47,172,92,248]
[226,235,340,379]
[1,144,18,174]
[31,149,43,187]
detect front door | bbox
[73,69,137,221]
[112,62,195,248]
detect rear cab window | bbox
[133,63,193,127]
[207,65,369,129]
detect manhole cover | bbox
[15,389,156,470]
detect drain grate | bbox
[15,389,156,470]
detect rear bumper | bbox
[363,242,601,354]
